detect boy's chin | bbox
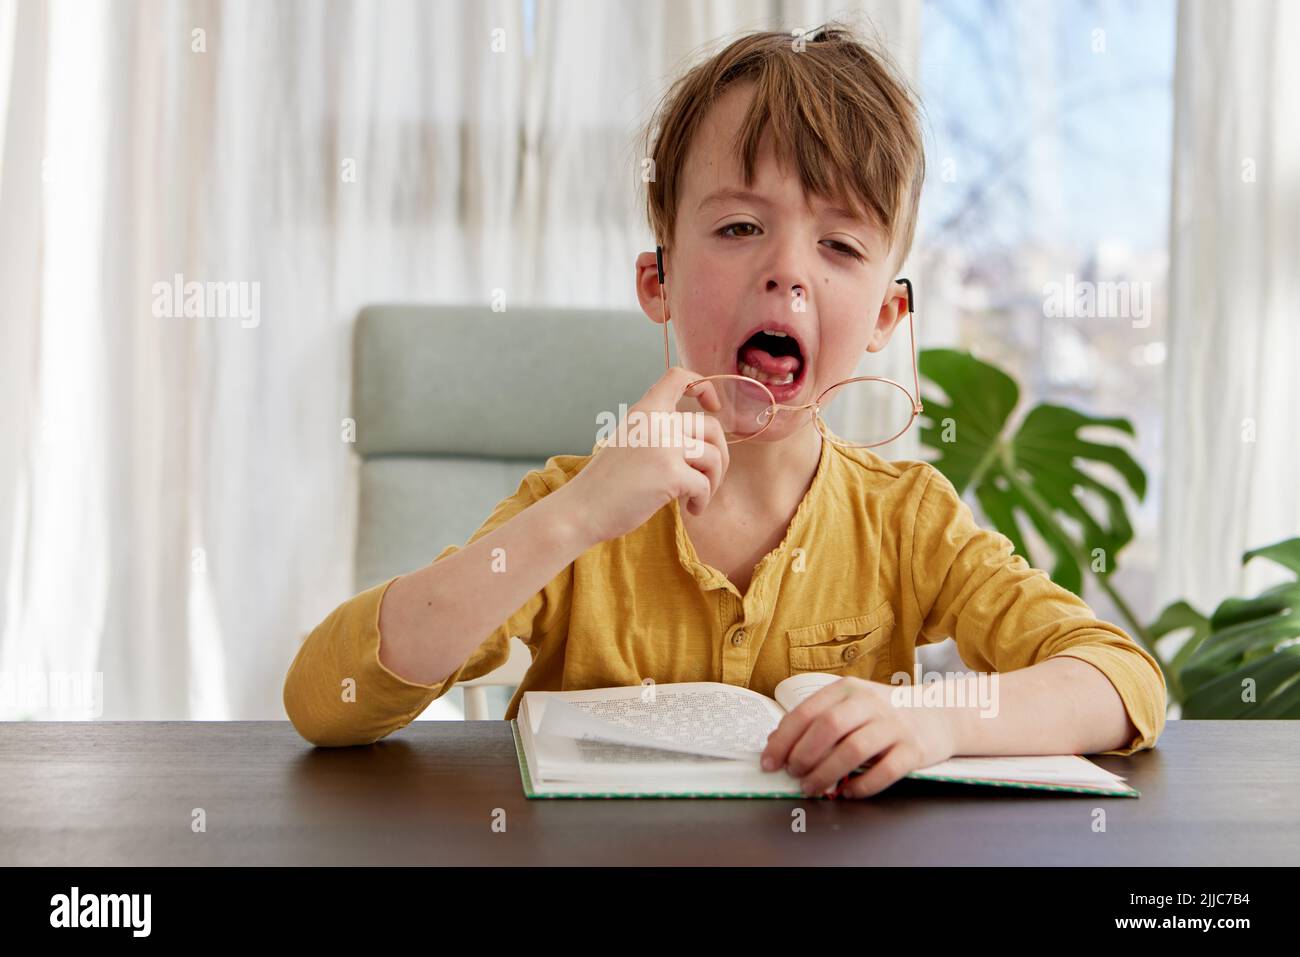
[738,417,820,444]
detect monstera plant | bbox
[1148,539,1300,717]
[916,347,1300,715]
[917,348,1151,649]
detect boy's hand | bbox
[565,366,730,546]
[760,677,960,799]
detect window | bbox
[918,0,1176,623]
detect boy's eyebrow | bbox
[696,186,866,224]
[696,187,771,212]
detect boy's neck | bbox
[709,425,824,518]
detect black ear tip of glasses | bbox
[896,277,914,315]
[655,245,665,286]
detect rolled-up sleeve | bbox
[908,466,1167,756]
[283,460,575,747]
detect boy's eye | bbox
[718,222,759,238]
[717,223,864,262]
[822,239,864,262]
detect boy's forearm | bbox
[377,483,597,687]
[945,656,1138,756]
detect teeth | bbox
[763,329,788,337]
[739,361,794,386]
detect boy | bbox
[284,25,1166,798]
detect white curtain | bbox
[0,0,919,721]
[1159,0,1300,614]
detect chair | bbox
[351,304,663,719]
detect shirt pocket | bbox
[786,602,895,680]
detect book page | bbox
[526,734,804,794]
[519,714,798,792]
[531,730,775,784]
[909,754,1129,788]
[773,671,845,713]
[529,682,786,762]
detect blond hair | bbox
[641,22,925,272]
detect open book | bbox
[512,672,1138,798]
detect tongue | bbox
[739,345,800,377]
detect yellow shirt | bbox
[283,435,1167,754]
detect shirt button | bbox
[731,629,746,647]
[842,644,860,662]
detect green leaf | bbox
[918,349,1019,494]
[1147,600,1212,703]
[1162,539,1300,714]
[919,349,1146,598]
[1182,646,1300,718]
[1242,538,1300,577]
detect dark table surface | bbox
[1,719,1296,866]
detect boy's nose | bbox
[765,278,806,299]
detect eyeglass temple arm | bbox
[657,245,671,368]
[896,277,922,412]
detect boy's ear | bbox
[866,280,912,353]
[634,249,670,324]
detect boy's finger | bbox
[686,378,723,413]
[784,693,876,778]
[642,366,709,410]
[678,463,711,515]
[839,744,909,798]
[798,723,896,797]
[683,440,722,502]
[760,683,847,770]
[698,414,730,478]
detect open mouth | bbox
[735,327,808,399]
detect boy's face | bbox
[637,81,910,441]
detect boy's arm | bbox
[283,459,595,747]
[906,467,1167,757]
[943,656,1141,757]
[377,478,592,687]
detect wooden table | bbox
[1,720,1296,866]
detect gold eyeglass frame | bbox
[654,245,923,448]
